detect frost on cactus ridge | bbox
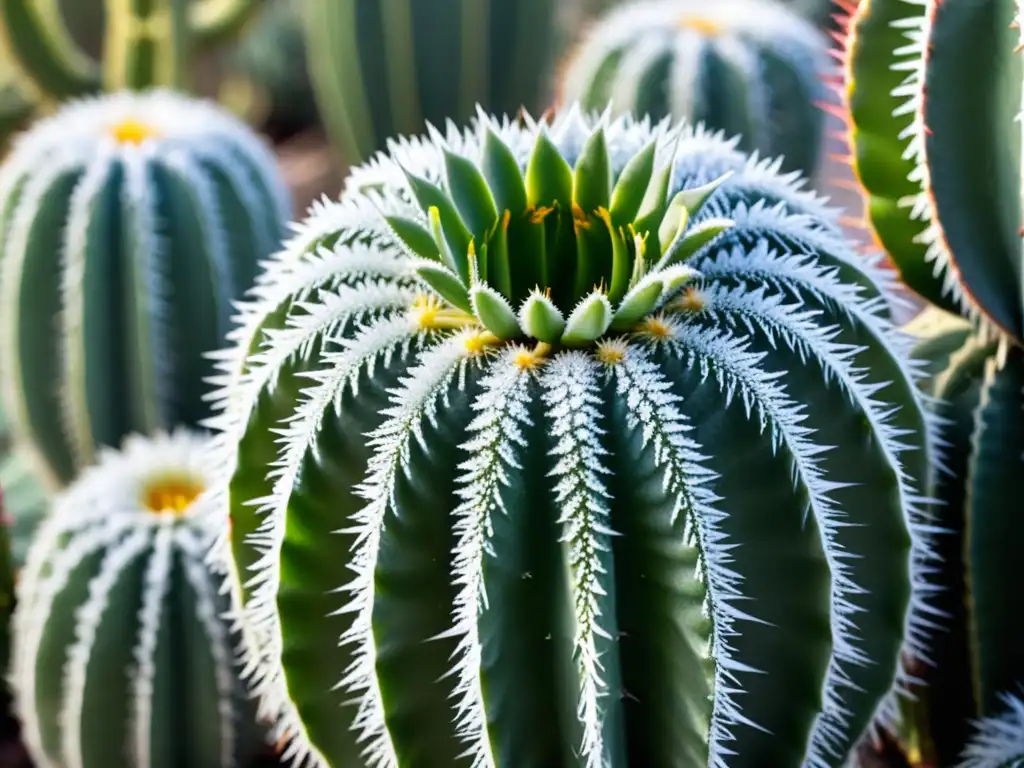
[9,428,266,768]
[558,0,832,178]
[0,89,292,489]
[206,105,942,767]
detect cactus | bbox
[0,0,264,98]
[303,0,559,165]
[842,0,1024,764]
[9,428,266,768]
[209,105,938,766]
[0,88,291,489]
[556,0,831,179]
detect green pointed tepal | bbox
[0,89,291,488]
[213,104,937,767]
[558,0,830,179]
[10,430,266,768]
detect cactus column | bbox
[303,0,559,165]
[843,0,1024,764]
[0,0,264,98]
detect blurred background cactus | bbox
[10,429,267,768]
[303,0,560,166]
[219,0,318,143]
[557,0,832,180]
[842,0,1024,764]
[0,89,291,489]
[0,0,265,97]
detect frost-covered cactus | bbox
[210,105,938,766]
[10,429,265,768]
[557,0,831,179]
[843,0,1024,764]
[304,0,559,165]
[0,88,291,489]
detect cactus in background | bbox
[209,105,938,766]
[557,0,831,179]
[843,0,1024,764]
[10,429,266,768]
[0,0,264,97]
[303,0,559,165]
[220,0,319,140]
[0,88,291,489]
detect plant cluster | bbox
[0,0,1015,767]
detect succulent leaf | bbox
[560,289,614,346]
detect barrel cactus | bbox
[843,0,1024,764]
[303,0,559,165]
[0,88,291,489]
[10,428,265,768]
[557,0,832,179]
[209,105,938,766]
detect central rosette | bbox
[385,125,733,352]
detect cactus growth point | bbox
[10,429,265,768]
[303,0,559,165]
[557,0,831,178]
[0,89,291,489]
[843,0,1024,763]
[210,106,938,766]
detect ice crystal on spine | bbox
[208,104,937,767]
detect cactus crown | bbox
[383,110,732,349]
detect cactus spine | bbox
[303,0,559,165]
[0,0,264,98]
[843,0,1024,764]
[0,88,291,488]
[210,106,938,766]
[557,0,831,178]
[10,429,265,768]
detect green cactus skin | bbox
[0,0,265,98]
[9,429,266,768]
[0,89,291,490]
[905,309,1024,768]
[844,0,1024,764]
[557,0,831,179]
[208,106,940,767]
[843,0,1023,340]
[303,0,559,165]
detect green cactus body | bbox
[0,0,264,98]
[10,429,265,768]
[557,0,830,178]
[844,0,1024,764]
[303,0,558,165]
[210,106,938,766]
[0,89,291,489]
